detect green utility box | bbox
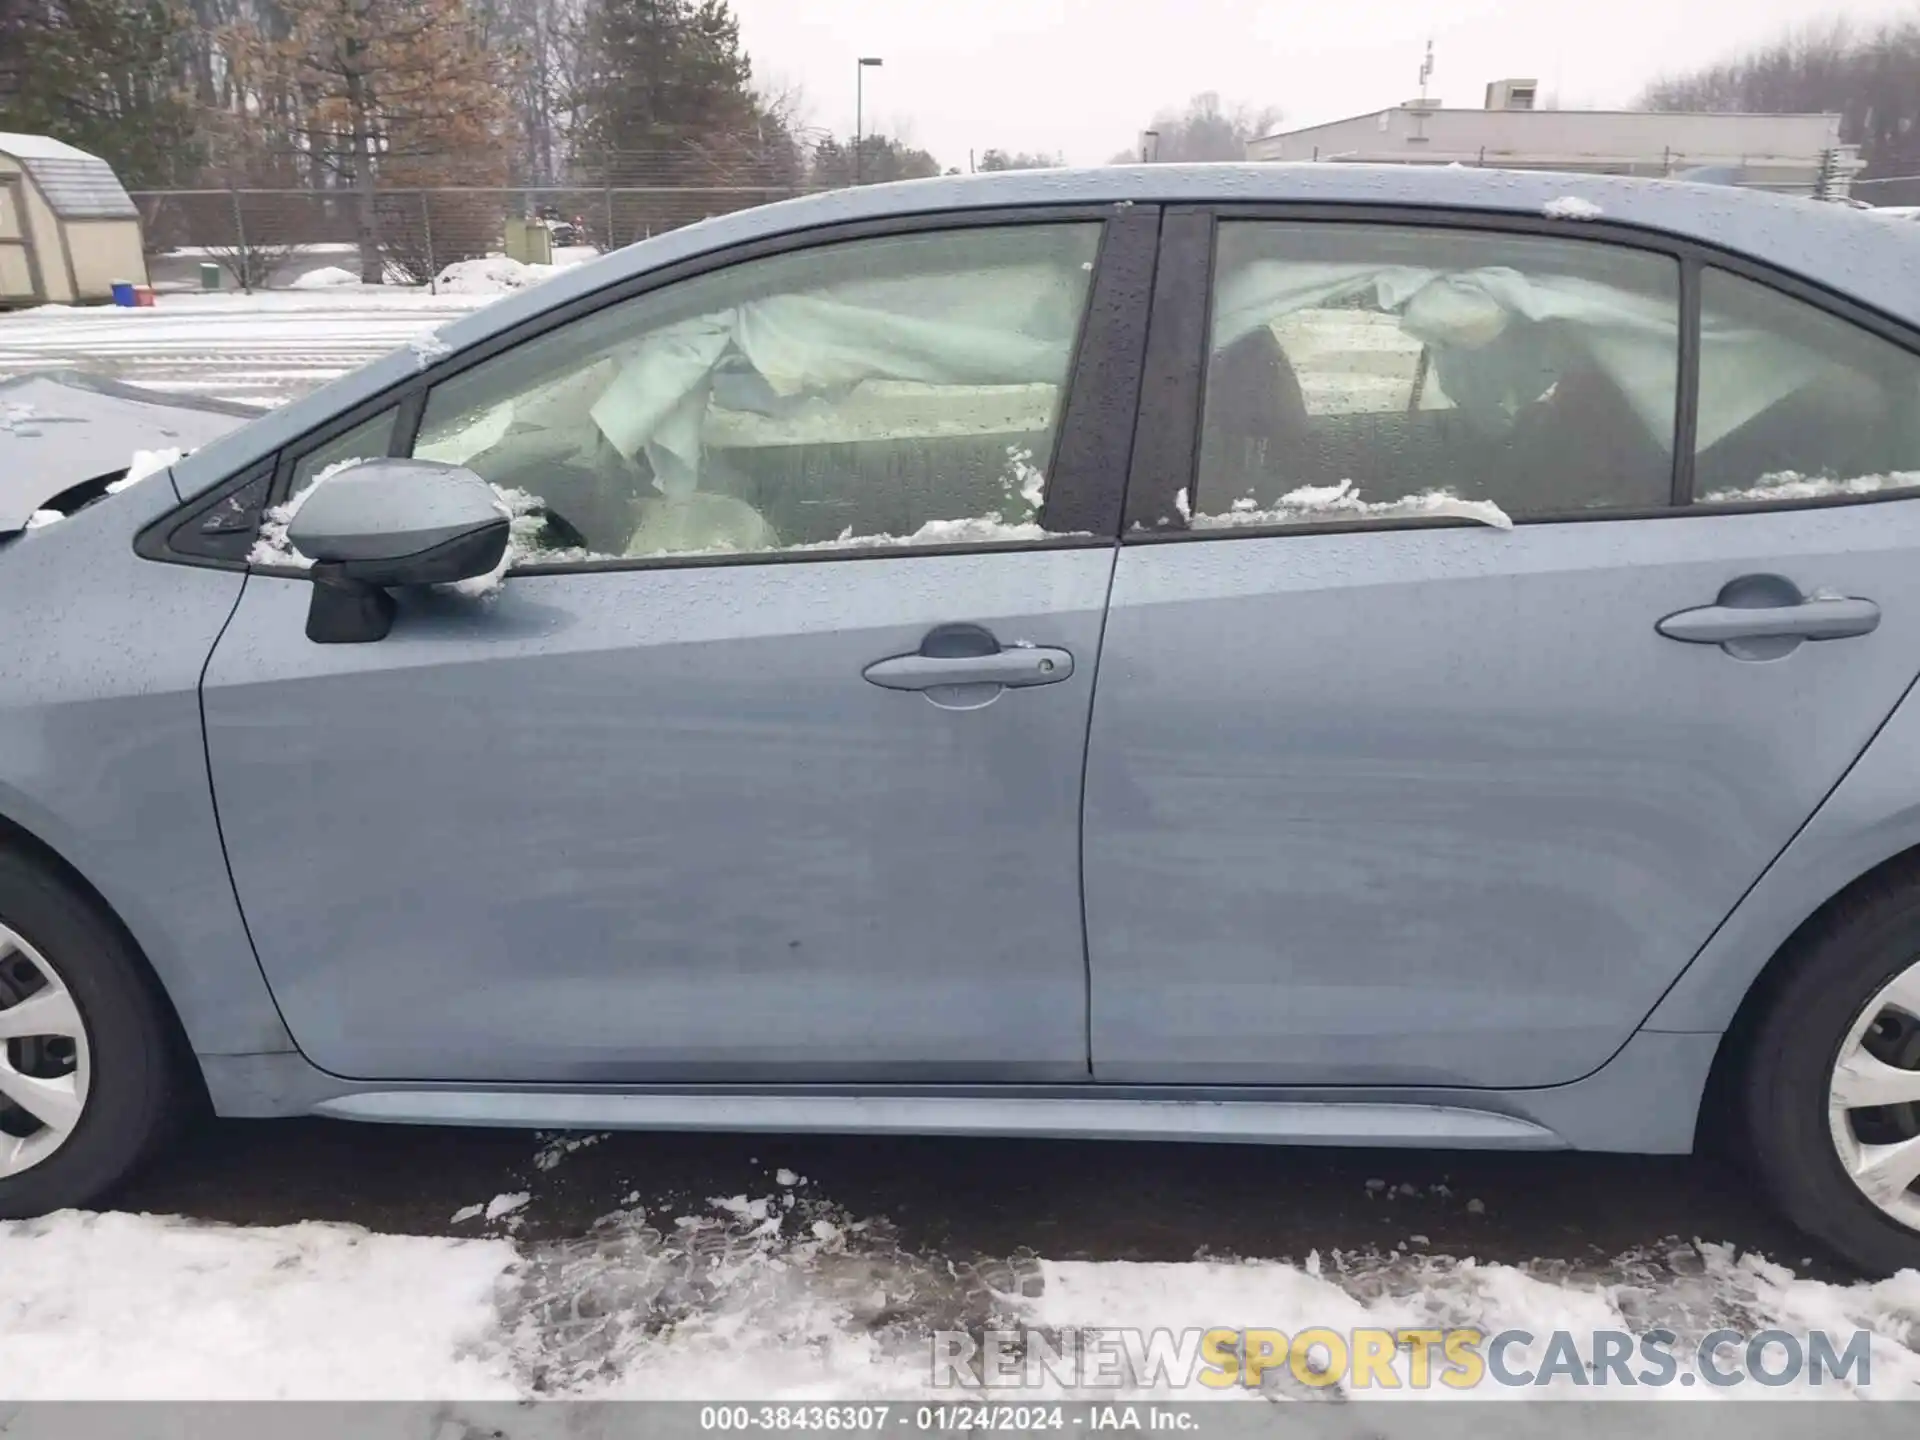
[503,219,554,266]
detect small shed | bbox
[0,132,148,307]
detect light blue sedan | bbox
[5,165,1920,1275]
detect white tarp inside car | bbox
[574,258,1849,495]
[586,262,1087,495]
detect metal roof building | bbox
[0,132,149,306]
[1246,85,1855,197]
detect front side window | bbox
[411,223,1102,564]
[289,408,398,492]
[1692,267,1920,504]
[1191,222,1681,528]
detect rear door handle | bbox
[1657,597,1881,644]
[863,647,1074,691]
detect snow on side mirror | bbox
[287,458,509,644]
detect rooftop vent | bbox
[1485,79,1538,111]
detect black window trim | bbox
[1120,199,1920,545]
[140,201,1157,576]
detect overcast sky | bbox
[729,0,1914,168]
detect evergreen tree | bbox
[0,0,201,187]
[568,0,757,184]
[809,132,940,188]
[978,148,1062,172]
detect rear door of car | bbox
[197,204,1157,1084]
[1086,205,1920,1089]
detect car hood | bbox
[0,371,262,532]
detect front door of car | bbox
[1085,211,1920,1089]
[200,211,1153,1084]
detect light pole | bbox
[855,56,883,185]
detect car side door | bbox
[1086,207,1920,1089]
[196,206,1156,1084]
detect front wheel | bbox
[0,849,184,1218]
[1745,872,1920,1274]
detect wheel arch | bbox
[1692,839,1920,1153]
[0,806,208,1109]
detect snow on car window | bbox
[1189,480,1513,531]
[1698,471,1920,504]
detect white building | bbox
[1246,83,1855,197]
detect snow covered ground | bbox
[0,249,598,409]
[0,290,482,409]
[4,1149,1918,1402]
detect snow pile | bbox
[1190,479,1514,531]
[0,1211,514,1399]
[1019,1244,1920,1400]
[289,265,362,290]
[23,509,62,530]
[433,256,558,295]
[1700,470,1920,504]
[106,447,183,494]
[1544,196,1605,220]
[6,1197,1920,1400]
[0,401,37,434]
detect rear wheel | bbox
[0,849,183,1218]
[1745,873,1920,1274]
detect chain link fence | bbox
[130,182,821,292]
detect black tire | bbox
[0,847,184,1218]
[1744,867,1920,1275]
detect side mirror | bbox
[288,458,509,644]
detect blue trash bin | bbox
[110,280,136,306]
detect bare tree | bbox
[1116,92,1283,163]
[1642,18,1920,201]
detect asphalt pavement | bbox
[111,1117,1847,1280]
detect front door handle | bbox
[1657,597,1881,644]
[862,647,1074,691]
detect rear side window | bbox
[1192,221,1680,526]
[1691,268,1920,504]
[411,223,1102,563]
